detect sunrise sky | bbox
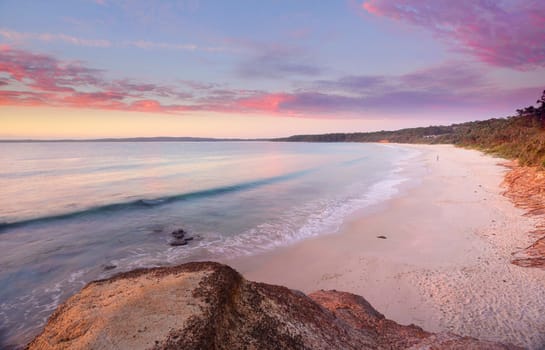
[1,0,544,139]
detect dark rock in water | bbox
[169,231,194,246]
[171,229,186,239]
[377,235,387,239]
[27,262,521,350]
[169,240,188,247]
[102,264,117,271]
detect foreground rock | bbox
[28,262,520,350]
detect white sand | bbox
[225,144,545,349]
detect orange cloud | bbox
[130,99,162,112]
[238,93,294,113]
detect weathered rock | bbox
[101,264,116,271]
[502,163,545,268]
[27,262,521,350]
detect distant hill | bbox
[0,136,261,143]
[275,90,545,168]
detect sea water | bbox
[0,141,419,347]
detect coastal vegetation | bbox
[276,90,545,168]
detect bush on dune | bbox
[276,90,545,168]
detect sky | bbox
[0,0,544,139]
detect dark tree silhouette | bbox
[535,90,545,128]
[537,90,545,108]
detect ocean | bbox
[0,141,419,347]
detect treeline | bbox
[273,125,454,144]
[275,90,545,168]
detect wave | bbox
[0,168,315,232]
[340,155,368,166]
[209,175,409,257]
[106,169,412,272]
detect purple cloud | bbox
[236,47,322,79]
[0,46,541,119]
[109,80,193,100]
[0,28,228,53]
[0,28,112,47]
[362,0,545,69]
[178,80,222,91]
[281,86,541,118]
[0,46,295,115]
[283,62,541,116]
[400,63,487,90]
[0,46,196,112]
[0,46,103,93]
[308,62,487,95]
[314,75,387,93]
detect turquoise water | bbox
[0,141,418,348]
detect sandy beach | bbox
[225,144,545,349]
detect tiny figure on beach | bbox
[436,155,439,161]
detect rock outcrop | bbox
[502,163,545,268]
[27,262,520,350]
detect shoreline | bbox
[224,144,545,349]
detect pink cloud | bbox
[0,47,286,115]
[61,91,126,109]
[0,28,227,52]
[362,0,545,69]
[0,90,53,107]
[0,46,541,119]
[0,45,103,93]
[237,93,294,113]
[0,28,111,47]
[130,99,164,112]
[0,46,196,113]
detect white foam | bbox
[0,266,93,347]
[213,174,409,257]
[114,148,420,270]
